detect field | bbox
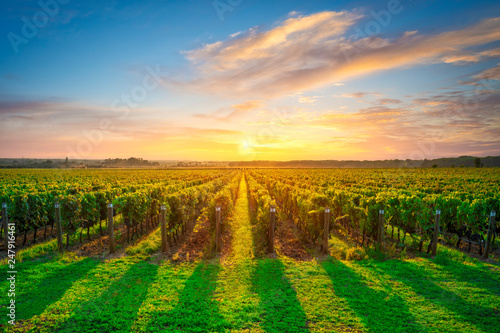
[1,168,499,332]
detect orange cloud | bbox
[341,92,382,100]
[298,96,320,104]
[170,12,500,99]
[186,11,360,68]
[442,47,500,64]
[194,100,263,121]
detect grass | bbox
[58,260,159,332]
[1,177,500,332]
[126,226,162,257]
[227,175,255,260]
[3,252,498,332]
[2,244,500,332]
[252,259,308,332]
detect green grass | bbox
[252,259,308,332]
[1,245,500,332]
[126,226,162,257]
[228,175,255,260]
[58,260,159,332]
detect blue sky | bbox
[1,0,500,160]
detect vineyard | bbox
[1,168,499,332]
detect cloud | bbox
[276,85,500,159]
[0,100,62,115]
[298,96,320,104]
[474,63,500,81]
[195,100,263,121]
[0,95,246,159]
[171,11,362,97]
[168,12,500,99]
[179,127,242,136]
[231,100,263,112]
[186,11,359,66]
[341,92,382,100]
[378,98,402,105]
[342,92,368,99]
[442,54,482,64]
[442,47,500,64]
[335,17,500,79]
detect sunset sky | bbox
[1,0,500,161]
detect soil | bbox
[219,219,233,261]
[275,216,314,261]
[0,224,56,251]
[169,217,212,262]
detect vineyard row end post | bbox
[215,206,222,253]
[483,211,496,259]
[107,203,115,254]
[55,202,63,253]
[269,205,276,253]
[3,203,8,251]
[160,204,167,253]
[378,209,385,251]
[431,209,441,256]
[323,208,330,254]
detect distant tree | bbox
[474,157,481,168]
[432,164,438,168]
[41,160,53,168]
[451,164,455,168]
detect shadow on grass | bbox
[252,259,308,333]
[0,254,53,293]
[321,260,425,332]
[432,252,500,294]
[249,211,267,258]
[13,257,100,320]
[58,261,159,332]
[0,253,53,273]
[247,198,269,257]
[378,260,500,331]
[146,261,227,332]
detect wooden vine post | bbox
[3,203,8,251]
[215,206,222,253]
[268,205,276,253]
[377,209,385,251]
[483,211,496,259]
[107,203,115,254]
[160,204,167,253]
[54,202,64,253]
[431,209,441,255]
[323,208,330,254]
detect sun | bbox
[238,140,256,156]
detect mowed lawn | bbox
[0,246,499,333]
